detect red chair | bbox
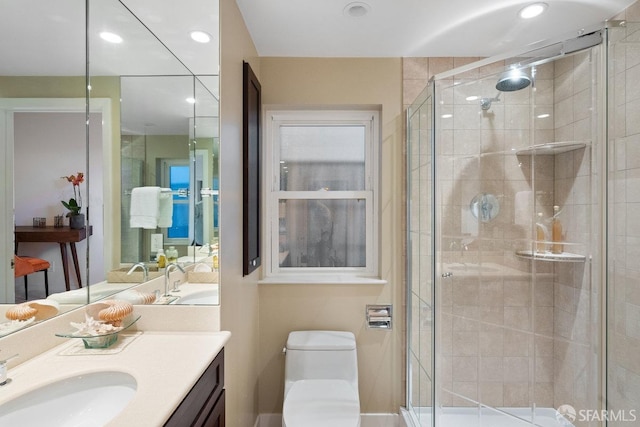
[14,255,50,299]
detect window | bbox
[161,160,190,244]
[264,110,380,281]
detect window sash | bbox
[270,192,374,274]
[264,110,380,279]
[270,115,375,193]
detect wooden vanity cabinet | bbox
[165,348,225,427]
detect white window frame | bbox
[161,158,191,246]
[262,109,381,283]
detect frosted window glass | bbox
[278,199,366,268]
[279,126,365,191]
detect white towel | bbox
[130,186,161,229]
[157,191,173,228]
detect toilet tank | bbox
[284,331,358,395]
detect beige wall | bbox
[257,57,405,414]
[219,0,261,425]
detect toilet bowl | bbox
[282,331,360,427]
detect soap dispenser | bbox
[166,246,178,263]
[535,212,548,253]
[156,248,167,269]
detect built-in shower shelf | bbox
[515,141,588,156]
[515,250,586,262]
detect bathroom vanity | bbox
[0,296,226,426]
[165,348,225,426]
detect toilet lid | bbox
[286,331,356,351]
[283,380,360,427]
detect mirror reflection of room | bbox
[120,75,220,266]
[13,110,104,303]
[2,0,220,317]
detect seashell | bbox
[138,292,156,305]
[115,290,156,305]
[5,303,37,321]
[98,300,134,326]
[85,302,111,321]
[28,299,60,321]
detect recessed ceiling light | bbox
[100,31,123,44]
[441,114,453,119]
[466,96,479,101]
[186,97,196,104]
[519,3,548,19]
[537,113,550,118]
[344,2,371,18]
[190,30,212,43]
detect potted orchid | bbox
[61,172,85,229]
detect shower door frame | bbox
[406,81,437,427]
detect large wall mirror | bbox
[0,0,220,334]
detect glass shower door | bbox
[430,44,602,427]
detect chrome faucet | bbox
[0,354,18,386]
[127,262,149,282]
[164,263,185,296]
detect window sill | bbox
[258,275,387,285]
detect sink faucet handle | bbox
[171,280,181,292]
[164,262,186,296]
[0,354,18,386]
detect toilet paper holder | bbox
[366,304,392,329]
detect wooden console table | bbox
[15,226,92,291]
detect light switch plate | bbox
[151,233,163,253]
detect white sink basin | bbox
[0,371,136,426]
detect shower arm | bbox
[480,92,501,110]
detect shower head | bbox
[496,68,531,92]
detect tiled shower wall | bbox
[608,9,640,425]
[404,50,598,421]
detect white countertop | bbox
[0,330,231,426]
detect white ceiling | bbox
[1,0,635,135]
[2,0,633,77]
[236,0,635,57]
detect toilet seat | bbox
[283,379,360,427]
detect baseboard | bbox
[256,413,402,427]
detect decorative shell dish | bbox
[5,299,60,321]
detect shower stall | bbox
[406,21,639,427]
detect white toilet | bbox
[282,330,361,427]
